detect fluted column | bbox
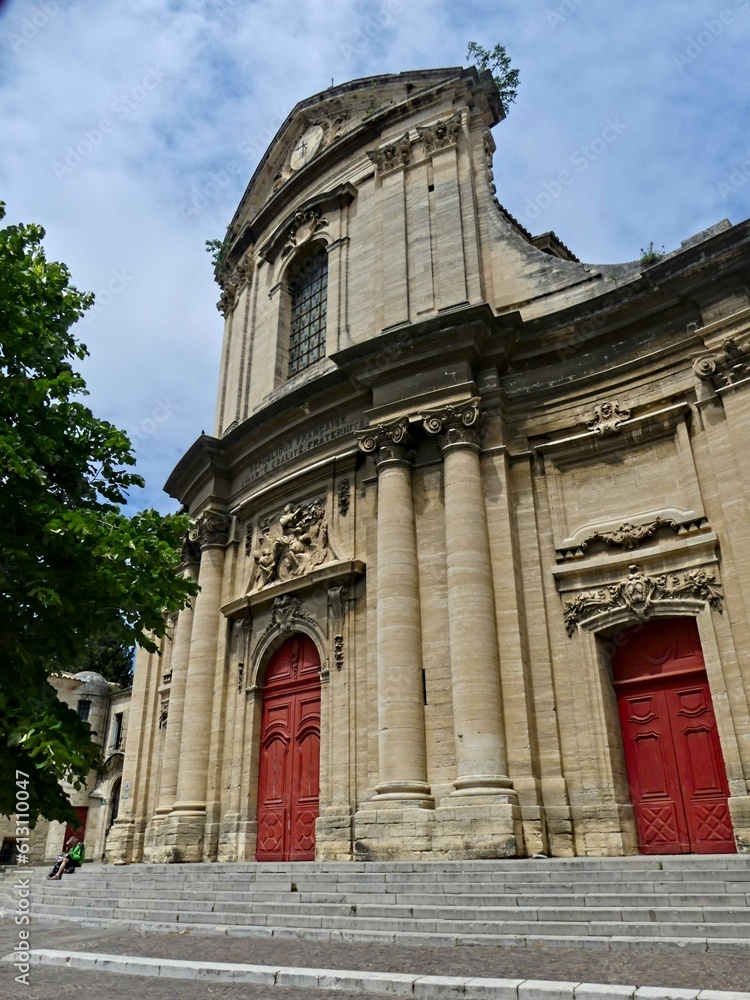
[154,552,200,816]
[171,509,230,838]
[423,399,515,799]
[359,422,432,806]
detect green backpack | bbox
[69,842,85,863]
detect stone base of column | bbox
[432,800,523,859]
[142,809,174,863]
[316,806,354,860]
[163,804,208,862]
[572,802,639,856]
[353,805,433,859]
[372,779,434,808]
[727,795,750,853]
[104,817,143,864]
[217,819,258,862]
[450,774,517,798]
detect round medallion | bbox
[289,124,324,171]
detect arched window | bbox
[288,243,328,377]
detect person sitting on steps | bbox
[50,836,85,879]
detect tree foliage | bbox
[0,202,198,825]
[466,41,520,110]
[70,627,135,688]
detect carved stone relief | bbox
[337,478,351,517]
[259,595,317,644]
[416,110,462,153]
[587,401,631,436]
[281,207,329,258]
[563,563,723,636]
[367,133,411,173]
[234,616,252,692]
[249,499,328,591]
[216,253,253,317]
[555,514,710,560]
[693,336,750,389]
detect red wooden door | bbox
[62,806,88,851]
[613,619,734,854]
[256,635,321,861]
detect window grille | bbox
[288,244,328,377]
[77,699,91,721]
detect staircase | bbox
[2,856,749,952]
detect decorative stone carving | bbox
[563,563,723,636]
[328,584,348,627]
[367,132,411,173]
[416,110,462,154]
[334,634,344,671]
[260,595,317,642]
[482,128,497,196]
[420,397,485,451]
[178,530,201,566]
[244,522,254,558]
[587,400,631,435]
[556,515,710,560]
[338,478,351,517]
[158,704,168,729]
[357,419,414,468]
[281,207,329,258]
[216,254,252,317]
[693,337,750,389]
[250,500,328,590]
[189,509,231,549]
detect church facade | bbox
[107,66,750,864]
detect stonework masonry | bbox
[107,66,750,864]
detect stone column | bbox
[169,509,230,859]
[154,552,200,817]
[359,421,432,806]
[423,399,515,799]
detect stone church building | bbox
[107,66,750,864]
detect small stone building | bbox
[107,66,750,864]
[0,672,129,864]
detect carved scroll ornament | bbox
[250,500,328,590]
[281,207,329,258]
[189,509,231,549]
[587,400,631,435]
[563,563,723,636]
[259,595,317,643]
[416,111,462,154]
[693,336,750,390]
[357,419,414,468]
[421,398,484,450]
[367,133,411,173]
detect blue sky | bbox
[2,0,749,511]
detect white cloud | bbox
[2,0,749,511]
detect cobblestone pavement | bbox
[1,920,749,995]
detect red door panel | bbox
[256,636,321,862]
[63,806,88,852]
[613,619,734,855]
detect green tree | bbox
[70,627,135,688]
[0,202,198,825]
[466,41,520,110]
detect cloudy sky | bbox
[2,0,749,512]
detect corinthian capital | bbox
[189,508,231,549]
[357,419,415,470]
[420,397,485,452]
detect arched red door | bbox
[256,634,321,861]
[612,618,735,854]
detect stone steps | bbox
[2,857,748,952]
